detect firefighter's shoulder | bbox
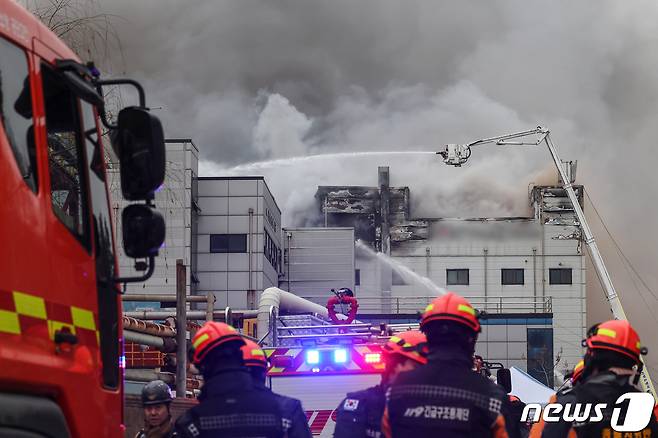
[337,385,382,413]
[272,391,305,414]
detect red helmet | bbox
[383,330,428,365]
[190,321,245,365]
[571,360,585,384]
[420,292,481,333]
[584,320,646,364]
[241,339,268,369]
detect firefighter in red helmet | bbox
[241,339,312,438]
[382,292,518,438]
[533,319,658,437]
[175,322,286,437]
[333,330,428,438]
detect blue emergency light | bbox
[306,350,320,365]
[333,349,348,364]
[304,348,350,365]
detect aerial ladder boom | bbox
[438,126,656,397]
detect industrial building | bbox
[194,176,282,309]
[313,166,586,386]
[112,139,199,311]
[116,155,586,386]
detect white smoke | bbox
[101,0,658,377]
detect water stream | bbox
[355,240,446,297]
[226,151,436,173]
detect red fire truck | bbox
[0,1,166,436]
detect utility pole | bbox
[175,259,187,398]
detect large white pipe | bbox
[257,287,329,341]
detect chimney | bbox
[378,166,390,256]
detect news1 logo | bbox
[522,393,656,432]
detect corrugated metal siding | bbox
[282,228,355,297]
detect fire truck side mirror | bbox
[115,107,166,201]
[121,204,166,258]
[496,368,512,393]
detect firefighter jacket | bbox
[334,383,386,438]
[174,368,285,437]
[253,380,313,438]
[382,349,517,438]
[535,371,658,438]
[135,417,176,438]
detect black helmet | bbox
[141,380,173,406]
[337,287,354,297]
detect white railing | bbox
[301,295,552,314]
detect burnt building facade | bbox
[314,166,586,387]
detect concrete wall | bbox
[195,177,281,309]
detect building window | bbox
[549,268,572,285]
[527,328,554,387]
[446,269,469,285]
[210,234,247,253]
[1,37,38,192]
[264,230,280,270]
[501,268,524,285]
[392,271,407,286]
[355,269,361,286]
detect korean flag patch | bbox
[343,398,359,411]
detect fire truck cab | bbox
[0,1,165,436]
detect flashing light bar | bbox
[364,353,382,364]
[334,349,348,364]
[306,350,320,365]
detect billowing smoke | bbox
[96,0,658,376]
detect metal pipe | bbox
[532,248,537,313]
[278,333,372,340]
[276,323,371,331]
[248,208,254,308]
[324,197,328,227]
[175,259,187,398]
[122,294,208,302]
[483,248,488,301]
[124,369,175,384]
[206,291,214,322]
[122,316,175,337]
[286,232,292,292]
[271,306,278,347]
[257,287,329,341]
[124,330,165,348]
[123,309,258,320]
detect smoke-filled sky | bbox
[95,0,658,376]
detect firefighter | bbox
[507,395,530,438]
[382,292,518,438]
[135,380,176,438]
[175,322,285,437]
[528,360,585,438]
[241,339,312,438]
[333,330,428,438]
[532,319,658,437]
